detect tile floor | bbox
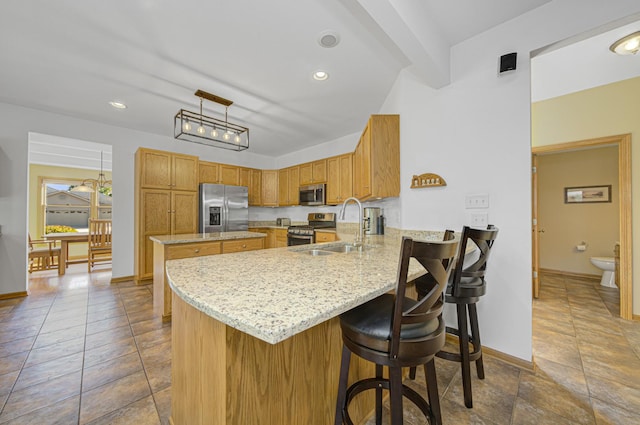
[0,267,638,424]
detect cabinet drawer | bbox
[315,231,337,243]
[166,242,222,260]
[223,238,264,253]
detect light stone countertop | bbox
[166,233,445,345]
[149,231,266,245]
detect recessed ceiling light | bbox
[313,70,329,81]
[109,101,127,109]
[317,30,340,48]
[610,31,640,55]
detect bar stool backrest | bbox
[450,225,499,299]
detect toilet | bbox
[590,257,616,288]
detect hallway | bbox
[0,267,639,424]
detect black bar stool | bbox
[416,225,499,409]
[334,236,459,425]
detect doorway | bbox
[532,134,632,320]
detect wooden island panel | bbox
[171,295,376,425]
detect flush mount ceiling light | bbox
[108,100,127,109]
[313,70,329,81]
[174,90,249,151]
[609,31,640,55]
[71,151,112,193]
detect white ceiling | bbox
[4,1,638,163]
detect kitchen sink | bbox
[304,249,334,256]
[318,243,365,253]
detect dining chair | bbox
[28,234,63,275]
[334,236,459,425]
[88,219,112,271]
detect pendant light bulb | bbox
[211,127,218,138]
[196,125,206,135]
[182,120,192,132]
[234,133,241,143]
[222,132,231,141]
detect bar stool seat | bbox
[335,237,459,425]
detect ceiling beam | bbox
[347,0,451,88]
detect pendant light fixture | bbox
[174,90,249,151]
[609,31,640,55]
[71,151,112,193]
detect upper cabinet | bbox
[139,148,198,191]
[199,161,221,184]
[353,115,399,201]
[261,170,278,207]
[326,153,353,205]
[299,159,327,185]
[278,166,299,206]
[219,164,240,186]
[239,167,262,206]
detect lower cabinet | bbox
[249,228,288,248]
[153,237,264,321]
[315,230,338,243]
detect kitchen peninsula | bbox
[166,231,443,425]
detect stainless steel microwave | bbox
[299,184,326,206]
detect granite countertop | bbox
[248,225,289,229]
[149,231,266,245]
[166,233,446,345]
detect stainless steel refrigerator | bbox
[199,184,249,233]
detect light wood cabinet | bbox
[274,228,288,247]
[299,159,327,185]
[139,148,198,191]
[326,154,353,205]
[278,166,299,206]
[220,164,240,185]
[135,148,199,284]
[261,170,278,207]
[315,230,338,243]
[249,169,262,206]
[249,228,276,248]
[353,115,400,201]
[199,161,221,184]
[222,238,264,253]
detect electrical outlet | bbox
[468,212,488,228]
[465,193,489,209]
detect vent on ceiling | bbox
[318,31,340,48]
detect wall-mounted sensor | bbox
[499,52,517,73]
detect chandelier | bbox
[71,151,112,193]
[174,90,249,151]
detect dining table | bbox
[44,231,89,275]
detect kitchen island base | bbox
[171,295,377,425]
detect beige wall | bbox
[29,163,112,260]
[537,147,619,274]
[532,76,640,314]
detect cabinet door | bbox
[249,169,262,206]
[261,170,278,206]
[326,156,340,205]
[172,154,198,191]
[338,154,353,202]
[239,167,250,187]
[278,169,289,206]
[312,160,327,183]
[354,125,371,199]
[140,150,172,189]
[299,162,313,185]
[288,166,299,206]
[274,228,288,247]
[172,191,198,235]
[199,161,220,184]
[220,165,240,185]
[140,189,171,278]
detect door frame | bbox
[532,134,632,320]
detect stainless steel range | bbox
[287,213,336,246]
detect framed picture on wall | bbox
[564,185,612,204]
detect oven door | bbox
[287,233,314,246]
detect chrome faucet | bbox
[339,197,363,246]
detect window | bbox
[41,179,112,233]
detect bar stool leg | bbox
[457,303,473,408]
[375,364,383,425]
[424,359,442,425]
[468,303,484,379]
[334,345,351,425]
[389,366,404,424]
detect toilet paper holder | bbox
[576,242,588,252]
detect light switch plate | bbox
[465,193,489,209]
[468,212,489,228]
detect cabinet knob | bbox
[242,244,247,248]
[194,249,200,253]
